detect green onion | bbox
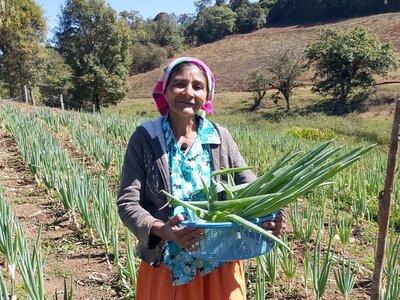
[162,140,374,251]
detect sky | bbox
[36,0,197,39]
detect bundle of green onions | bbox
[162,140,375,250]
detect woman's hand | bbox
[261,210,287,238]
[151,214,204,251]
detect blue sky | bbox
[36,0,197,38]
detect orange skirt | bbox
[136,260,246,300]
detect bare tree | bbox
[247,69,269,111]
[266,47,307,111]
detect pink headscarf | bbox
[152,57,215,115]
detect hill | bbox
[127,12,400,99]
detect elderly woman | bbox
[117,57,286,300]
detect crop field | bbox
[0,101,399,299]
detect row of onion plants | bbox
[0,104,139,296]
[0,187,47,300]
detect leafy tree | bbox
[38,47,73,106]
[247,69,269,111]
[148,13,184,56]
[266,47,306,111]
[229,0,249,11]
[235,2,266,33]
[306,27,398,114]
[192,5,236,44]
[55,0,132,112]
[130,43,167,74]
[0,0,46,100]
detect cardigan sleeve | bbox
[117,128,161,248]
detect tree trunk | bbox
[94,92,101,113]
[282,91,291,111]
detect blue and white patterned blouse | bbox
[162,114,224,286]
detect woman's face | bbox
[165,65,208,118]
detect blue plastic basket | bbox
[180,213,277,262]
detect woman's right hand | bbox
[151,214,204,251]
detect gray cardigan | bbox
[117,116,256,267]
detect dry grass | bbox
[127,12,400,99]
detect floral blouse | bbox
[162,115,224,286]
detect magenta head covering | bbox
[152,57,215,115]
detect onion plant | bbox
[0,190,19,296]
[278,235,298,290]
[290,200,315,244]
[334,257,356,300]
[0,270,9,300]
[381,236,400,300]
[75,172,95,242]
[54,276,74,300]
[92,177,119,264]
[257,246,279,298]
[312,224,334,300]
[337,217,352,251]
[16,227,45,300]
[255,257,266,300]
[118,229,139,298]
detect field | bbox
[1,11,400,300]
[0,91,399,299]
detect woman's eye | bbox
[194,84,204,90]
[174,82,186,88]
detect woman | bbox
[117,57,286,300]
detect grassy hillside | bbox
[127,12,400,98]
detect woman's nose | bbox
[183,84,194,97]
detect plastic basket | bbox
[180,213,277,262]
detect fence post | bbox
[92,103,96,114]
[60,94,64,110]
[23,85,29,104]
[29,88,36,106]
[371,99,400,299]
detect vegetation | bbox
[266,47,307,111]
[268,0,400,25]
[0,0,46,100]
[0,102,399,298]
[55,0,132,112]
[306,27,398,114]
[247,69,269,111]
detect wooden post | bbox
[29,88,36,106]
[60,94,64,110]
[23,85,29,104]
[371,99,400,300]
[92,103,96,114]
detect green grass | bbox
[107,87,397,146]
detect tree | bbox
[55,0,132,112]
[266,47,306,111]
[0,0,46,100]
[129,43,167,75]
[148,13,184,57]
[37,47,73,106]
[192,5,236,44]
[247,69,269,111]
[306,27,398,114]
[235,2,266,33]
